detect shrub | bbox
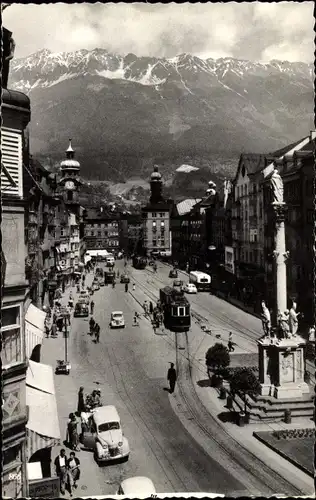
[206,343,230,374]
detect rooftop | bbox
[176,198,201,216]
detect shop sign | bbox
[225,246,235,274]
[29,477,59,498]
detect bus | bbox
[189,271,211,291]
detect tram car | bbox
[104,270,116,285]
[159,286,191,332]
[133,256,147,269]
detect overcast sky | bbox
[3,2,314,62]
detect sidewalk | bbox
[41,270,109,497]
[189,335,314,494]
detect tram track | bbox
[175,331,304,496]
[129,268,308,495]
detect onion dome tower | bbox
[58,139,82,203]
[150,165,163,204]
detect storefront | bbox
[26,360,61,495]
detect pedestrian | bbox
[57,316,63,332]
[112,279,116,289]
[149,301,154,315]
[95,324,100,343]
[76,284,80,293]
[125,283,128,293]
[67,414,80,451]
[117,270,120,278]
[132,283,135,291]
[89,317,95,335]
[90,300,95,315]
[53,311,57,324]
[133,312,139,326]
[45,323,50,338]
[66,309,71,326]
[54,449,68,495]
[51,322,57,338]
[228,332,235,352]
[67,452,81,494]
[77,387,85,415]
[68,291,74,309]
[167,363,177,393]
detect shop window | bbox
[1,306,22,367]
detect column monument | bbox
[257,169,309,399]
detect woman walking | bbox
[77,387,85,415]
[67,414,80,451]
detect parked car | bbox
[117,477,156,496]
[182,283,197,294]
[110,311,125,329]
[173,279,183,288]
[81,405,130,464]
[74,302,89,317]
[120,274,130,284]
[169,269,178,278]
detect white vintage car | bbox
[110,311,125,329]
[117,477,156,497]
[81,405,130,464]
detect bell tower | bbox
[58,139,82,205]
[150,165,163,204]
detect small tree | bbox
[205,343,230,374]
[230,368,261,414]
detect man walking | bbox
[77,387,85,415]
[95,324,100,343]
[228,332,235,352]
[67,452,81,494]
[89,317,95,335]
[54,449,68,495]
[167,363,177,393]
[90,300,95,315]
[125,282,128,293]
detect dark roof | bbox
[270,137,308,157]
[239,154,267,176]
[142,202,172,211]
[84,208,120,220]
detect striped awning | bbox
[26,361,61,460]
[25,304,46,359]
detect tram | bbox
[104,270,116,284]
[133,256,147,269]
[159,286,191,332]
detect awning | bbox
[25,304,46,359]
[26,360,61,460]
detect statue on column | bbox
[261,300,271,337]
[269,169,284,204]
[277,310,291,339]
[289,301,300,336]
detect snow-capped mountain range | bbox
[10,48,313,92]
[8,49,314,182]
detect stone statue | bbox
[289,302,300,336]
[270,169,284,204]
[277,310,291,339]
[261,300,271,337]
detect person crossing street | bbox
[89,317,95,335]
[167,363,177,394]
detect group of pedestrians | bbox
[89,317,100,342]
[54,449,80,497]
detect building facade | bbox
[142,166,173,257]
[1,86,31,500]
[120,212,143,256]
[84,207,121,252]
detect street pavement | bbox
[42,261,249,497]
[128,261,314,496]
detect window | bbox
[152,240,157,247]
[152,212,157,218]
[90,231,94,236]
[60,227,67,237]
[160,213,164,217]
[178,307,185,316]
[98,231,101,237]
[1,306,22,366]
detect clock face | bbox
[65,180,75,190]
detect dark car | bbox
[120,274,130,284]
[173,279,183,287]
[74,302,89,317]
[169,269,178,278]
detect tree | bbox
[205,343,230,374]
[230,368,261,414]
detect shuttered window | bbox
[1,127,23,198]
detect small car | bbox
[81,405,130,464]
[120,274,130,284]
[74,302,89,317]
[182,283,197,294]
[117,477,156,496]
[173,279,183,287]
[169,269,178,278]
[110,311,125,328]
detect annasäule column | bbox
[272,202,288,318]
